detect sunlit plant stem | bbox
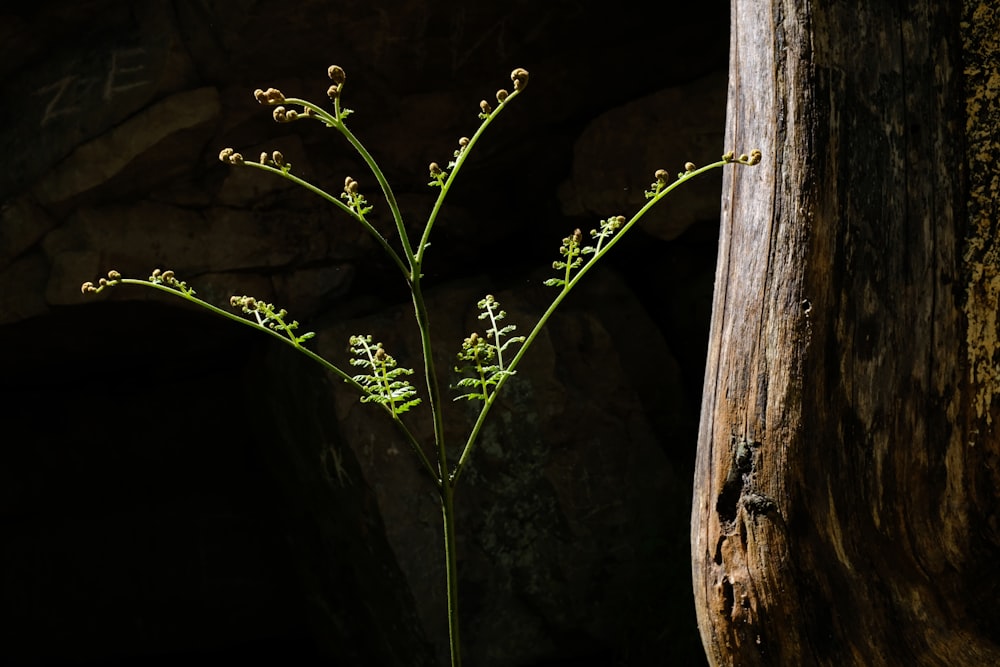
[82,64,760,667]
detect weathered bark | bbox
[692,1,1000,665]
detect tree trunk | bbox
[692,1,1000,665]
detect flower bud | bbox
[261,88,285,104]
[328,65,346,84]
[510,67,529,91]
[219,148,241,164]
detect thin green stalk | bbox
[450,159,734,484]
[410,277,448,480]
[297,97,450,473]
[417,86,525,265]
[287,94,416,271]
[337,120,418,268]
[482,298,507,372]
[238,159,410,280]
[249,94,452,484]
[408,89,529,487]
[440,480,462,667]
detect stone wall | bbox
[1,1,731,665]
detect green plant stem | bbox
[440,479,461,667]
[238,160,410,280]
[406,92,527,494]
[450,159,731,484]
[274,93,491,667]
[477,354,490,398]
[296,96,414,267]
[410,278,448,481]
[483,299,505,371]
[331,115,418,267]
[293,97,454,484]
[286,95,416,274]
[417,87,524,265]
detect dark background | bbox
[0,2,731,665]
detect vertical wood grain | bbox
[692,1,1000,664]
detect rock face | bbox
[1,1,730,665]
[317,272,696,665]
[558,70,729,241]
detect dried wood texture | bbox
[692,1,1000,664]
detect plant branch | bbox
[230,159,411,280]
[417,85,526,265]
[90,275,437,483]
[451,154,760,484]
